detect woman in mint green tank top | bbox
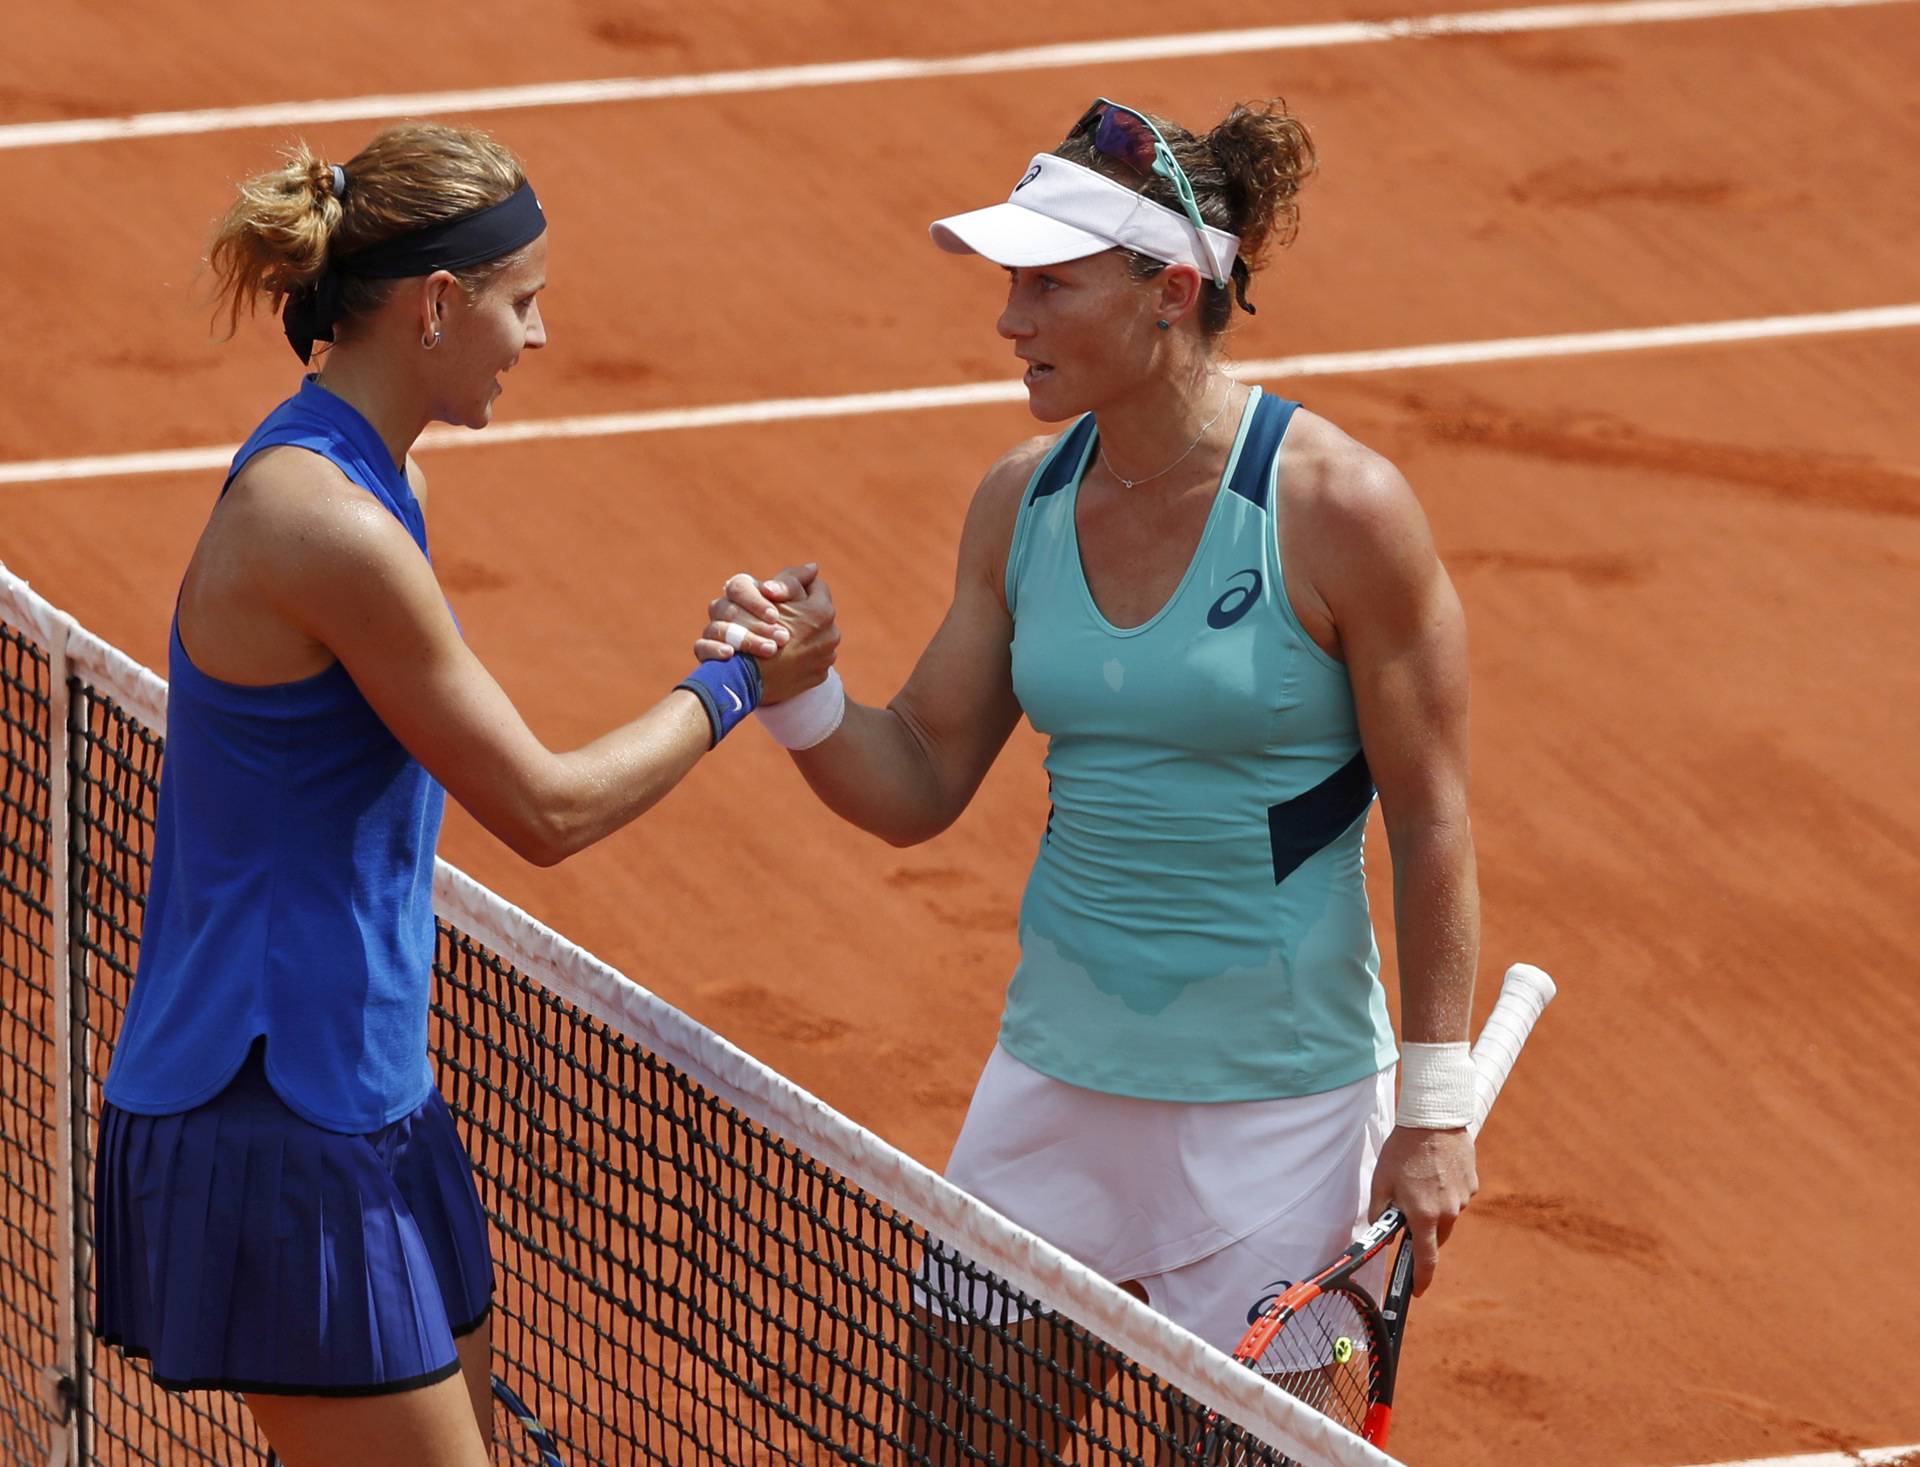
[701,97,1484,1428]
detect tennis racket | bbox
[1199,962,1557,1462]
[491,1374,566,1466]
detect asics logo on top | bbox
[1206,569,1261,630]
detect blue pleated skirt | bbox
[93,1040,494,1395]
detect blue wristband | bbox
[676,656,763,747]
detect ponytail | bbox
[206,143,342,340]
[205,122,526,349]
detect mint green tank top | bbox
[1001,389,1397,1102]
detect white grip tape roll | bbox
[1397,964,1559,1132]
[1465,963,1557,1141]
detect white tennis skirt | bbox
[929,1044,1394,1354]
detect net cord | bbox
[0,560,1403,1467]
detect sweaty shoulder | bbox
[958,433,1068,609]
[220,446,434,601]
[225,444,414,547]
[179,446,439,682]
[1277,410,1438,643]
[972,433,1058,523]
[1280,410,1415,523]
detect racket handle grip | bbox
[1465,963,1556,1141]
[1366,963,1555,1241]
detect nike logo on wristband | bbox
[724,688,743,714]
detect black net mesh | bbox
[68,680,263,1465]
[0,625,60,1464]
[0,595,1361,1467]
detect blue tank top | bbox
[103,378,447,1132]
[1000,389,1397,1102]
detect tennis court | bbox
[2,0,1917,1461]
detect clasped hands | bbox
[695,563,840,705]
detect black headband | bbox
[283,180,546,363]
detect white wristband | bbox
[1395,1041,1475,1129]
[755,667,845,750]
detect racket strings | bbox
[1250,1288,1381,1433]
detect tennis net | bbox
[0,563,1398,1467]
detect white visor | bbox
[929,154,1240,285]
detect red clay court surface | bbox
[3,2,1918,1462]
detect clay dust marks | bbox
[1507,166,1744,209]
[1471,1190,1668,1267]
[1375,388,1920,518]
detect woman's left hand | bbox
[755,574,840,705]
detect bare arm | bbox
[1294,421,1480,1293]
[230,452,722,867]
[703,439,1050,846]
[1322,473,1478,1050]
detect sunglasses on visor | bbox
[1075,98,1229,288]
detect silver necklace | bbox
[1098,380,1235,491]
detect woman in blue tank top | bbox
[701,99,1482,1446]
[92,123,832,1467]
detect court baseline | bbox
[0,0,1910,151]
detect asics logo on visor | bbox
[1016,163,1041,192]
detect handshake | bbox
[694,562,842,717]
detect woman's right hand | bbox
[696,563,841,704]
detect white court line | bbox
[1671,1449,1920,1466]
[3,304,1914,489]
[0,0,1909,151]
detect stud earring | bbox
[1155,319,1171,331]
